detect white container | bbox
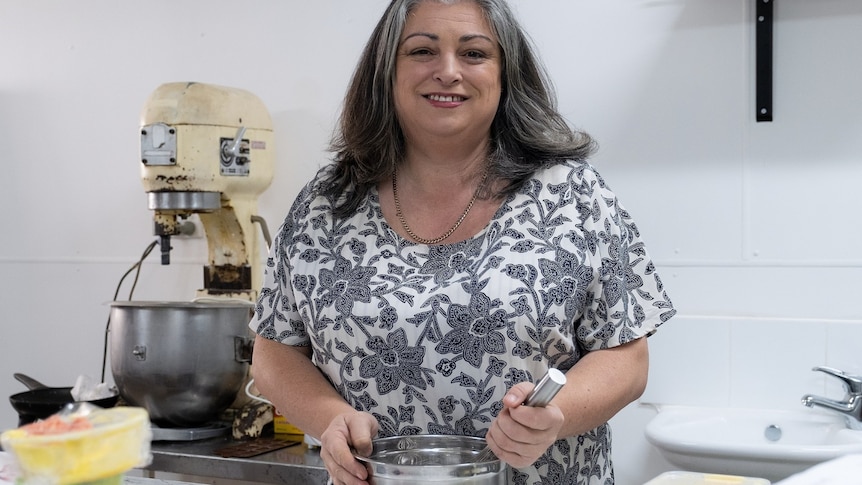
[645,471,770,485]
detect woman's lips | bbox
[426,93,466,102]
[425,93,467,107]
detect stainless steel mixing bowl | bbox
[355,435,507,484]
[109,301,254,427]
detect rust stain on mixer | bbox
[204,264,252,292]
[154,174,191,183]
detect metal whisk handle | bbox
[523,368,567,407]
[475,368,567,462]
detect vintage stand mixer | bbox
[109,82,274,440]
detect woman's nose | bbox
[433,54,462,85]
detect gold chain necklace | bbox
[392,167,487,245]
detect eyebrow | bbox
[401,32,495,44]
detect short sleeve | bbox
[248,182,320,346]
[573,166,674,350]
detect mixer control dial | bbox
[220,126,251,176]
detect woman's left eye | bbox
[464,50,487,60]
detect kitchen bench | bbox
[139,435,329,485]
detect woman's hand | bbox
[484,381,565,469]
[319,411,379,485]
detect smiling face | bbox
[394,0,502,149]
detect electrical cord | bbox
[99,239,160,383]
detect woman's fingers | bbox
[486,381,565,468]
[320,412,379,485]
[346,412,379,457]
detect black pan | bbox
[9,373,119,426]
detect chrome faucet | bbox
[801,365,862,430]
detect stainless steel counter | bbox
[143,436,329,485]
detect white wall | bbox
[2,1,861,484]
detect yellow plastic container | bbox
[273,409,305,438]
[0,406,152,485]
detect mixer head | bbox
[139,82,274,298]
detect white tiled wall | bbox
[641,315,862,410]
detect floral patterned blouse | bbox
[250,160,675,484]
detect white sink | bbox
[644,404,862,482]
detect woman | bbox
[249,0,675,483]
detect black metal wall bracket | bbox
[756,0,774,122]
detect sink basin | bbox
[644,405,862,482]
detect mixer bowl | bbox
[109,301,254,427]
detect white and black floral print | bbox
[251,160,675,484]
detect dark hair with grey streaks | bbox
[322,0,597,218]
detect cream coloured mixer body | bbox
[139,82,274,301]
[111,82,276,431]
